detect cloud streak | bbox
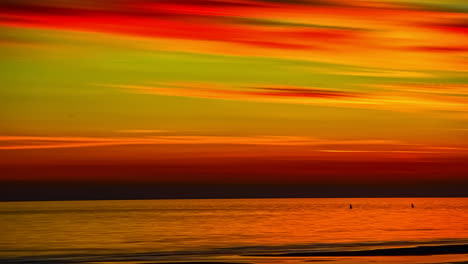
[108,82,468,112]
[0,135,400,150]
[1,135,466,159]
[1,0,467,71]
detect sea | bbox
[1,198,467,264]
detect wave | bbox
[2,239,468,263]
[248,244,468,257]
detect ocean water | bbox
[1,198,468,264]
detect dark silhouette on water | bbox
[411,203,414,208]
[251,244,468,257]
[349,204,352,209]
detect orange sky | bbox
[1,0,467,185]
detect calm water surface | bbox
[1,198,468,264]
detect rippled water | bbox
[1,198,468,263]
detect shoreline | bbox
[249,244,468,257]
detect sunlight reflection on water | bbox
[1,198,468,263]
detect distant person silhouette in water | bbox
[349,204,352,209]
[411,203,414,208]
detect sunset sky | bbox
[1,0,467,191]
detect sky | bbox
[0,0,467,196]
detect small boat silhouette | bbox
[411,203,414,208]
[349,204,352,209]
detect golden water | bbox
[1,198,468,263]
